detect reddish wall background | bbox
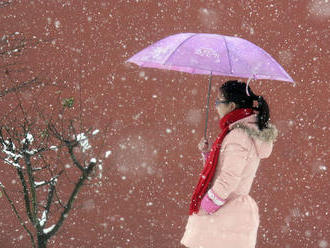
[0,1,329,248]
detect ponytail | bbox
[249,93,270,130]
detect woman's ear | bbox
[229,102,237,111]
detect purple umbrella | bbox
[126,33,294,137]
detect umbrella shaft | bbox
[204,73,212,139]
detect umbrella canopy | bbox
[127,33,294,83]
[126,33,294,138]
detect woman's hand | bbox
[198,137,209,153]
[199,137,210,161]
[200,189,226,214]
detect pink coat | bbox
[180,114,278,248]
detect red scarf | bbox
[189,108,254,215]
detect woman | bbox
[180,80,278,248]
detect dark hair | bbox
[220,80,270,130]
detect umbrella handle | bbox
[246,77,252,96]
[204,73,212,139]
[246,74,256,96]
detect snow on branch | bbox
[2,140,22,160]
[0,136,23,168]
[49,145,58,151]
[43,224,55,234]
[4,157,21,168]
[105,150,112,158]
[92,129,99,135]
[21,133,34,145]
[34,181,46,187]
[39,210,47,227]
[34,174,60,188]
[97,159,103,179]
[76,133,91,152]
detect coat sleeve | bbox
[210,131,251,200]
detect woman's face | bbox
[215,91,236,119]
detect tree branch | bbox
[0,184,36,248]
[0,127,35,224]
[41,171,63,229]
[54,188,66,209]
[67,145,85,171]
[0,77,41,97]
[0,1,13,9]
[16,168,34,223]
[45,161,96,239]
[24,153,38,226]
[45,171,63,212]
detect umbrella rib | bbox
[223,37,233,75]
[223,37,256,78]
[162,33,199,65]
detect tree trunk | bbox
[37,235,48,248]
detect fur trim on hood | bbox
[231,122,278,143]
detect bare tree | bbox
[0,98,104,248]
[1,6,106,246]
